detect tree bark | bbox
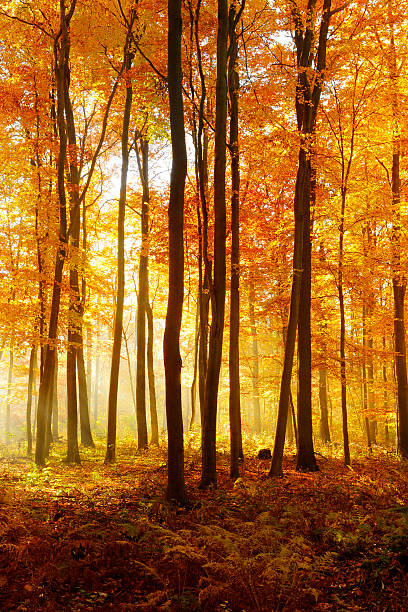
[164,0,187,503]
[6,346,13,444]
[135,137,149,449]
[52,352,59,441]
[200,0,229,489]
[387,0,408,458]
[228,0,244,479]
[26,346,36,455]
[297,150,318,471]
[318,367,331,443]
[338,186,351,466]
[248,278,261,434]
[362,304,372,452]
[105,29,134,463]
[35,1,73,466]
[146,301,159,445]
[94,323,100,430]
[191,2,210,425]
[270,0,332,476]
[190,299,199,429]
[77,345,94,446]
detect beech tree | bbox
[270,0,333,477]
[105,7,137,463]
[164,0,187,503]
[200,0,229,490]
[228,0,245,479]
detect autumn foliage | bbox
[0,0,408,608]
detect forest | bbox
[1,0,408,610]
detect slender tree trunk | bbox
[383,336,390,443]
[52,352,58,441]
[27,346,36,455]
[367,335,377,444]
[269,147,306,476]
[200,0,229,489]
[228,0,244,479]
[286,396,294,445]
[192,3,210,425]
[269,0,332,477]
[32,350,38,442]
[290,389,299,451]
[319,367,331,443]
[387,0,408,458]
[33,75,47,382]
[146,301,159,445]
[248,278,261,434]
[105,31,134,463]
[318,246,330,444]
[63,39,84,463]
[297,150,318,471]
[164,0,187,503]
[123,328,136,411]
[86,327,92,409]
[44,349,55,459]
[78,346,94,446]
[94,323,100,429]
[362,305,372,452]
[190,299,199,429]
[35,1,72,466]
[338,186,351,466]
[6,346,13,444]
[135,138,149,449]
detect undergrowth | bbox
[0,438,407,611]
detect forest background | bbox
[0,0,407,506]
[1,0,408,610]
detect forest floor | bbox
[0,437,408,611]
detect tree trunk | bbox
[52,352,59,441]
[192,2,210,425]
[105,32,134,463]
[190,299,199,429]
[86,327,92,409]
[135,138,149,450]
[362,305,372,452]
[290,389,299,451]
[63,21,85,463]
[387,0,408,458]
[164,0,187,503]
[248,278,261,434]
[200,0,228,490]
[318,367,331,443]
[269,147,306,476]
[6,346,13,444]
[146,301,159,446]
[94,325,100,430]
[66,339,80,462]
[78,345,94,446]
[228,0,244,479]
[297,150,318,472]
[383,336,390,444]
[338,187,351,466]
[35,1,72,466]
[26,346,36,455]
[269,0,332,477]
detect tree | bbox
[228,0,245,479]
[105,8,136,463]
[163,0,187,503]
[386,0,408,458]
[200,0,229,490]
[36,0,75,467]
[135,134,149,450]
[270,0,332,477]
